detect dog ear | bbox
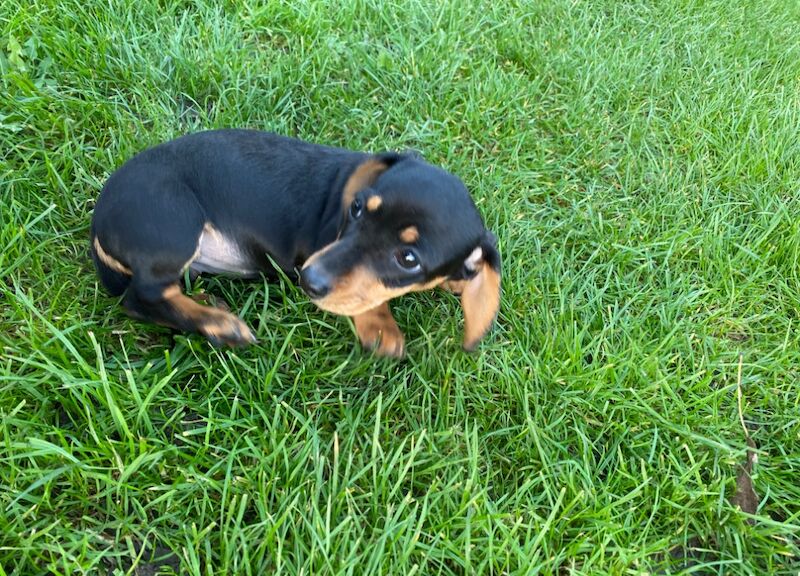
[341,153,406,213]
[458,232,502,351]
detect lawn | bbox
[2,0,800,573]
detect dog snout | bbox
[300,266,333,299]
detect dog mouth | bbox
[306,273,447,317]
[299,263,383,316]
[300,258,448,316]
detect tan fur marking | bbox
[310,265,444,316]
[303,240,337,269]
[180,227,204,272]
[162,284,255,346]
[441,279,468,295]
[342,159,389,214]
[461,262,501,351]
[162,284,183,299]
[399,226,419,243]
[93,237,132,275]
[353,302,405,358]
[366,195,383,212]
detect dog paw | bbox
[353,303,405,358]
[441,279,467,296]
[359,324,405,358]
[201,313,256,347]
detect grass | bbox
[2,0,800,573]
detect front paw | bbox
[201,313,257,347]
[353,303,406,358]
[359,324,406,358]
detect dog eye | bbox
[350,198,364,219]
[395,248,420,271]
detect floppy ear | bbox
[459,232,502,351]
[341,152,405,213]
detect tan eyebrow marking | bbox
[399,226,419,243]
[366,196,382,211]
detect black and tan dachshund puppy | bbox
[90,130,500,357]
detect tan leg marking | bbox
[441,279,468,295]
[353,302,405,358]
[93,237,132,275]
[162,285,255,347]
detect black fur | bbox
[90,129,499,351]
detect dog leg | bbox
[352,302,405,358]
[125,283,255,347]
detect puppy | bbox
[90,130,500,357]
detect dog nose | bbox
[300,266,332,299]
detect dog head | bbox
[299,153,501,351]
